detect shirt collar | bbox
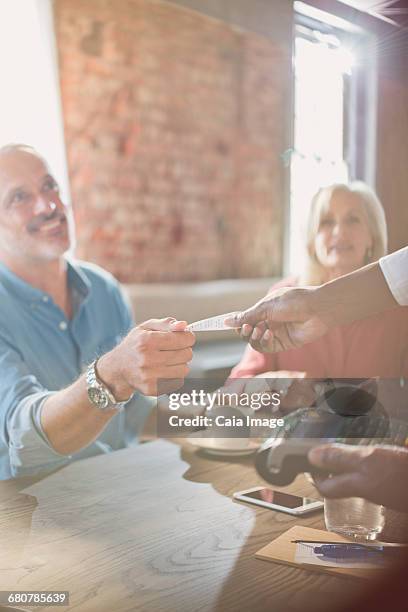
[0,257,91,304]
[66,257,91,301]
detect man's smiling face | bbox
[0,146,75,263]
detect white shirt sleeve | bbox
[379,247,408,305]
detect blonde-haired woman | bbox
[302,182,387,285]
[231,182,408,382]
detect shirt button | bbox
[42,296,49,302]
[59,321,68,331]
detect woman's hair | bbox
[301,182,388,285]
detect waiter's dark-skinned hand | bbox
[225,287,329,352]
[308,443,408,512]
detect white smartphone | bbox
[233,487,323,515]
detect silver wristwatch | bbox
[86,360,124,411]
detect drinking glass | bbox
[324,497,385,541]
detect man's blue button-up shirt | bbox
[0,259,152,479]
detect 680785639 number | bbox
[0,591,69,606]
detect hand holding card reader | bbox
[255,379,390,486]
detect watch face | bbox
[88,386,109,409]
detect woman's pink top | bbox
[230,278,408,379]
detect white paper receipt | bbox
[186,312,237,332]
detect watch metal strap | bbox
[87,360,125,409]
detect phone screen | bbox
[243,489,316,508]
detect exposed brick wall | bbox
[54,0,289,282]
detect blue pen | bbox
[313,544,399,559]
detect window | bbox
[288,5,376,275]
[0,0,69,200]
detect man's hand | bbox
[224,287,328,352]
[98,318,195,398]
[308,443,408,512]
[225,261,400,354]
[41,318,195,455]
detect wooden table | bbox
[0,439,372,611]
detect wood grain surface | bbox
[0,440,380,612]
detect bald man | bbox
[0,144,194,479]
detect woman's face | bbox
[314,190,373,276]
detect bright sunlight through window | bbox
[0,0,69,200]
[289,35,355,275]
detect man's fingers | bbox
[239,323,266,348]
[224,302,269,328]
[240,323,254,338]
[247,328,279,353]
[154,347,193,366]
[250,322,268,341]
[135,326,195,350]
[139,317,188,332]
[259,329,275,350]
[313,472,363,499]
[155,330,195,350]
[308,444,371,473]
